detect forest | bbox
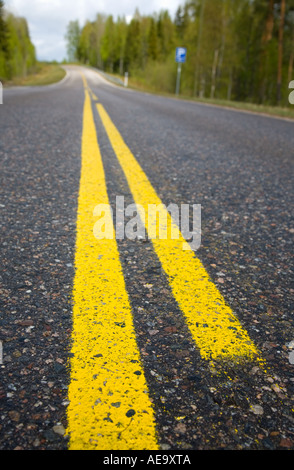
[0,0,36,82]
[65,0,294,106]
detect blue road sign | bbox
[176,47,187,63]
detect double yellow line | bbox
[66,80,158,450]
[66,76,260,450]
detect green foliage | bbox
[0,1,36,81]
[65,0,294,106]
[65,20,81,62]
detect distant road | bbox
[0,65,293,451]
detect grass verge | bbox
[127,76,294,120]
[3,62,66,87]
[100,70,294,121]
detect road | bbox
[0,65,293,452]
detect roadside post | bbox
[0,81,3,104]
[124,72,128,88]
[175,47,187,96]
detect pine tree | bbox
[148,18,158,61]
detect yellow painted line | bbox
[97,103,261,363]
[81,74,98,101]
[66,81,158,450]
[90,89,99,102]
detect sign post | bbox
[175,47,187,96]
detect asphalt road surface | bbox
[0,65,294,452]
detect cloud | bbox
[4,0,181,62]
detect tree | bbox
[277,0,286,104]
[65,20,81,62]
[0,1,8,53]
[147,18,158,61]
[101,16,115,71]
[157,10,176,60]
[0,0,10,79]
[124,15,142,72]
[0,7,36,81]
[258,0,275,102]
[115,16,127,74]
[65,0,294,106]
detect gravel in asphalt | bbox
[0,66,293,450]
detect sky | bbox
[4,0,182,62]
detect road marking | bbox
[66,82,158,450]
[97,103,260,363]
